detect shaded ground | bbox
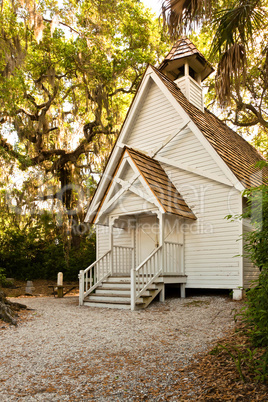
[0,284,267,400]
[0,278,79,298]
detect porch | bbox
[79,212,187,310]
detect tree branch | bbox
[43,18,80,36]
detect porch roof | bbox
[125,147,196,220]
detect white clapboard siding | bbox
[164,215,184,274]
[159,128,225,178]
[164,215,183,244]
[107,189,158,216]
[243,221,260,288]
[96,224,110,270]
[189,79,203,110]
[161,163,242,288]
[176,76,203,111]
[125,81,183,151]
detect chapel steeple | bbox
[158,38,214,111]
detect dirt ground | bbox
[1,281,267,400]
[0,279,79,298]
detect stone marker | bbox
[57,272,63,286]
[57,272,64,298]
[25,281,35,295]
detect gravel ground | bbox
[0,294,239,401]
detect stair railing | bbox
[131,245,162,311]
[165,241,183,274]
[113,245,134,274]
[79,250,111,305]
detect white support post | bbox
[158,213,165,272]
[131,218,136,271]
[131,268,136,311]
[159,284,165,302]
[79,270,84,306]
[180,283,186,298]
[181,244,185,275]
[184,61,189,76]
[233,289,243,300]
[109,218,114,275]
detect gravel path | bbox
[0,295,239,401]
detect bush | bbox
[242,265,268,348]
[0,213,96,281]
[239,182,268,381]
[0,267,6,285]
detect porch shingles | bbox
[126,147,196,220]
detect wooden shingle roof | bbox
[161,37,204,62]
[159,37,214,81]
[126,147,196,219]
[153,66,268,188]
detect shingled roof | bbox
[159,37,214,81]
[94,147,196,222]
[152,65,268,188]
[161,37,204,62]
[126,147,196,219]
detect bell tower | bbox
[158,38,214,112]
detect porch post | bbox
[109,217,114,275]
[131,218,136,270]
[78,270,84,306]
[158,213,165,272]
[158,212,165,302]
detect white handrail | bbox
[131,246,162,310]
[79,250,111,305]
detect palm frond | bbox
[161,0,214,40]
[210,0,266,58]
[215,43,247,105]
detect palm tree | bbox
[161,0,266,105]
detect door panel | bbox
[137,215,159,264]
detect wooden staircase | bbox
[83,275,163,310]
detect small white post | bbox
[158,213,165,272]
[79,270,84,306]
[233,288,243,300]
[180,283,186,298]
[159,284,165,302]
[109,218,114,275]
[131,268,136,311]
[57,272,63,286]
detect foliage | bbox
[241,181,268,352]
[0,210,96,281]
[0,267,6,284]
[243,184,268,269]
[242,267,268,349]
[0,0,168,219]
[228,168,268,381]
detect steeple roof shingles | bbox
[152,65,268,188]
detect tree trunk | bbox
[0,291,27,326]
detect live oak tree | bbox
[0,0,168,219]
[0,1,169,304]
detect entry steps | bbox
[83,275,163,309]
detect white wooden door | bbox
[137,215,159,264]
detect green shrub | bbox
[242,265,268,348]
[0,267,6,284]
[239,182,268,381]
[0,213,96,281]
